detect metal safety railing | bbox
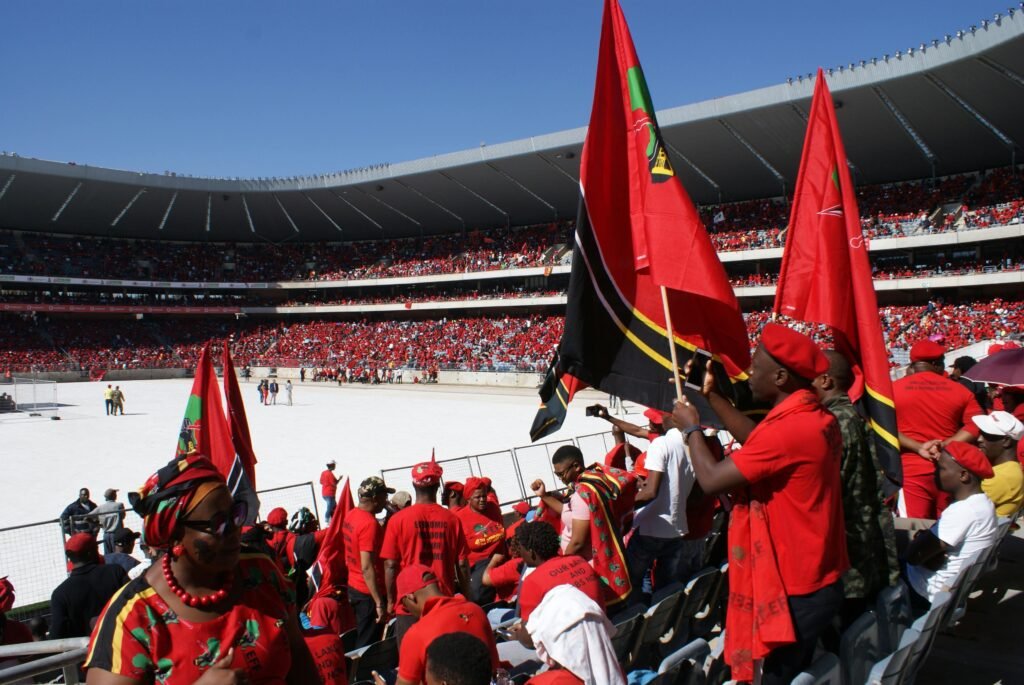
[0,637,88,685]
[379,430,640,507]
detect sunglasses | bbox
[182,500,248,536]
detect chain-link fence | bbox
[379,431,644,509]
[2,482,318,610]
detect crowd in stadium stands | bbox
[5,221,571,282]
[4,297,1023,375]
[2,167,1023,282]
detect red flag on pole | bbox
[222,341,261,522]
[175,344,234,471]
[309,475,352,595]
[774,69,901,488]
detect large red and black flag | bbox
[774,69,901,489]
[531,0,749,441]
[222,341,261,522]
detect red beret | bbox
[643,408,666,425]
[944,442,994,480]
[0,577,14,613]
[412,460,443,486]
[760,323,829,380]
[266,507,288,528]
[910,340,946,363]
[463,477,491,496]
[512,501,532,516]
[396,564,438,598]
[65,533,98,556]
[444,481,464,494]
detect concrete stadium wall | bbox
[103,368,189,381]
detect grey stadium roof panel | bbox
[1,11,1023,244]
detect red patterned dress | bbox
[85,554,295,684]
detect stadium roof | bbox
[1,11,1023,244]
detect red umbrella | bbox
[963,349,1024,387]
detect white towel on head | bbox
[525,585,626,685]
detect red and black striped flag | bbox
[774,70,902,489]
[530,0,749,441]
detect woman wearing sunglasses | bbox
[84,454,319,685]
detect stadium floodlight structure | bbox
[9,377,60,419]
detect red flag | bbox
[534,0,749,433]
[774,69,901,487]
[309,475,352,596]
[175,344,234,472]
[222,341,258,489]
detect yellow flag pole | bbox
[660,285,685,403]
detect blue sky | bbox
[0,1,1000,178]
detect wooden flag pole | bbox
[660,286,685,403]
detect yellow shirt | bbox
[981,460,1024,517]
[103,388,114,400]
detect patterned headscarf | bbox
[128,454,226,550]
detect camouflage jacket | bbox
[823,394,900,599]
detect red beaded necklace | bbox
[162,553,233,608]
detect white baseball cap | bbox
[972,411,1024,441]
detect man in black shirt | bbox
[49,534,127,639]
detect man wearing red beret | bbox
[672,323,847,684]
[381,454,470,645]
[905,442,998,608]
[50,534,127,639]
[894,340,984,519]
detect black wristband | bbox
[681,425,703,438]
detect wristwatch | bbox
[680,425,703,439]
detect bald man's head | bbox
[823,350,854,393]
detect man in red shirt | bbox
[320,460,341,523]
[381,455,470,644]
[393,565,498,685]
[673,323,847,685]
[514,520,602,625]
[343,476,394,649]
[894,340,983,519]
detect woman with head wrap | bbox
[524,585,625,685]
[456,477,506,605]
[84,454,319,685]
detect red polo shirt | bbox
[894,372,984,478]
[527,671,584,685]
[342,507,383,596]
[730,389,848,596]
[396,595,498,684]
[380,503,468,615]
[518,555,603,623]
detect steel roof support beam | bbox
[205,193,213,232]
[925,74,1017,151]
[0,174,15,203]
[273,194,300,233]
[439,171,509,224]
[873,86,937,173]
[158,191,178,230]
[719,120,787,195]
[663,140,722,201]
[331,190,383,230]
[538,154,580,186]
[111,188,146,227]
[304,193,344,233]
[354,186,421,226]
[394,179,465,228]
[51,182,82,222]
[487,163,558,220]
[977,56,1024,88]
[241,194,256,233]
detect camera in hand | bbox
[685,348,713,390]
[585,404,602,417]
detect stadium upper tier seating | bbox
[2,167,1022,282]
[3,298,1022,373]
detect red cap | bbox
[633,451,649,479]
[266,507,288,528]
[412,449,443,487]
[396,564,438,598]
[463,477,491,496]
[512,501,532,516]
[0,577,13,613]
[761,323,829,380]
[944,442,994,480]
[910,340,946,363]
[643,408,666,425]
[444,481,464,494]
[65,533,98,556]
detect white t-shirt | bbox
[907,493,997,602]
[632,429,695,538]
